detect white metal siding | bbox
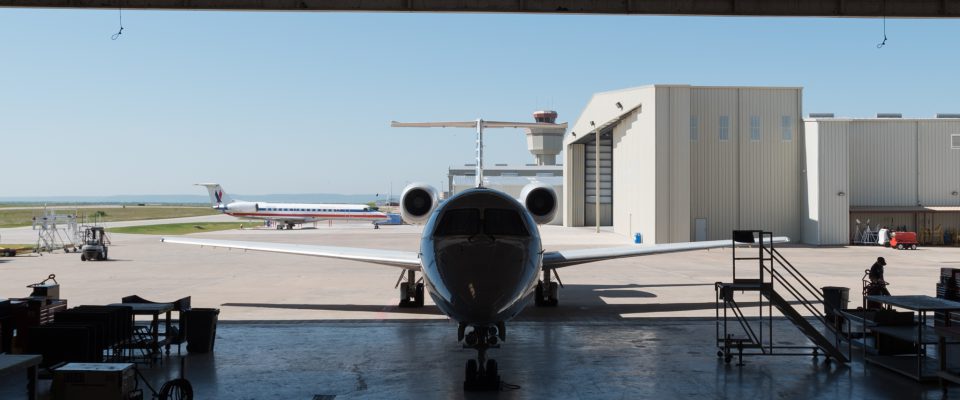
[816,122,850,245]
[849,121,918,206]
[918,121,960,206]
[656,86,691,242]
[801,121,820,245]
[612,88,658,240]
[737,88,801,240]
[689,88,740,240]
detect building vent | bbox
[937,113,960,119]
[877,113,902,118]
[494,163,508,166]
[809,113,834,118]
[952,134,960,149]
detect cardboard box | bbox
[52,363,136,400]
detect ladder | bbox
[715,230,848,365]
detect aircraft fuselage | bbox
[418,188,542,326]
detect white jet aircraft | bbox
[167,121,788,390]
[197,183,388,230]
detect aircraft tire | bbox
[534,282,544,307]
[414,283,424,307]
[485,359,498,382]
[465,359,478,382]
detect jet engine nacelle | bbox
[400,183,439,224]
[227,202,259,213]
[519,183,558,225]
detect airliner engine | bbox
[400,183,439,224]
[519,183,558,225]
[227,202,259,213]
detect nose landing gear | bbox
[460,322,504,391]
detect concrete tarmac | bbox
[2,218,960,398]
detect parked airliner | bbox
[197,183,388,230]
[168,122,787,390]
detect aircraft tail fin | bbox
[196,183,230,207]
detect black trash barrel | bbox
[821,287,850,318]
[184,308,220,353]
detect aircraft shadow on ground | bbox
[218,282,792,322]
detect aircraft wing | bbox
[541,237,790,269]
[160,237,422,270]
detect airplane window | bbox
[483,209,529,236]
[434,209,481,236]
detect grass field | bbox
[107,222,253,235]
[0,206,219,228]
[0,244,35,250]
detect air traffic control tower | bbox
[525,110,565,166]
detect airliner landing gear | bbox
[286,223,296,230]
[460,322,504,391]
[397,270,424,307]
[534,269,560,307]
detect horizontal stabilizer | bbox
[391,121,567,129]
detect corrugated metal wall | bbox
[801,121,820,244]
[849,121,918,206]
[689,88,740,240]
[918,121,960,206]
[817,122,851,245]
[689,87,801,240]
[802,120,850,245]
[737,88,801,239]
[611,88,658,241]
[655,86,691,242]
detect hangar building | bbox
[563,84,960,245]
[804,115,960,245]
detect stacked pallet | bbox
[936,267,960,326]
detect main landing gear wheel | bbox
[534,280,559,307]
[398,270,424,308]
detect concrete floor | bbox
[2,319,957,399]
[2,217,960,398]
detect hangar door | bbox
[584,133,613,226]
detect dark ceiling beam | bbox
[1,0,959,17]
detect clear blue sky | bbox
[1,10,958,196]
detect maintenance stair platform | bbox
[715,231,849,366]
